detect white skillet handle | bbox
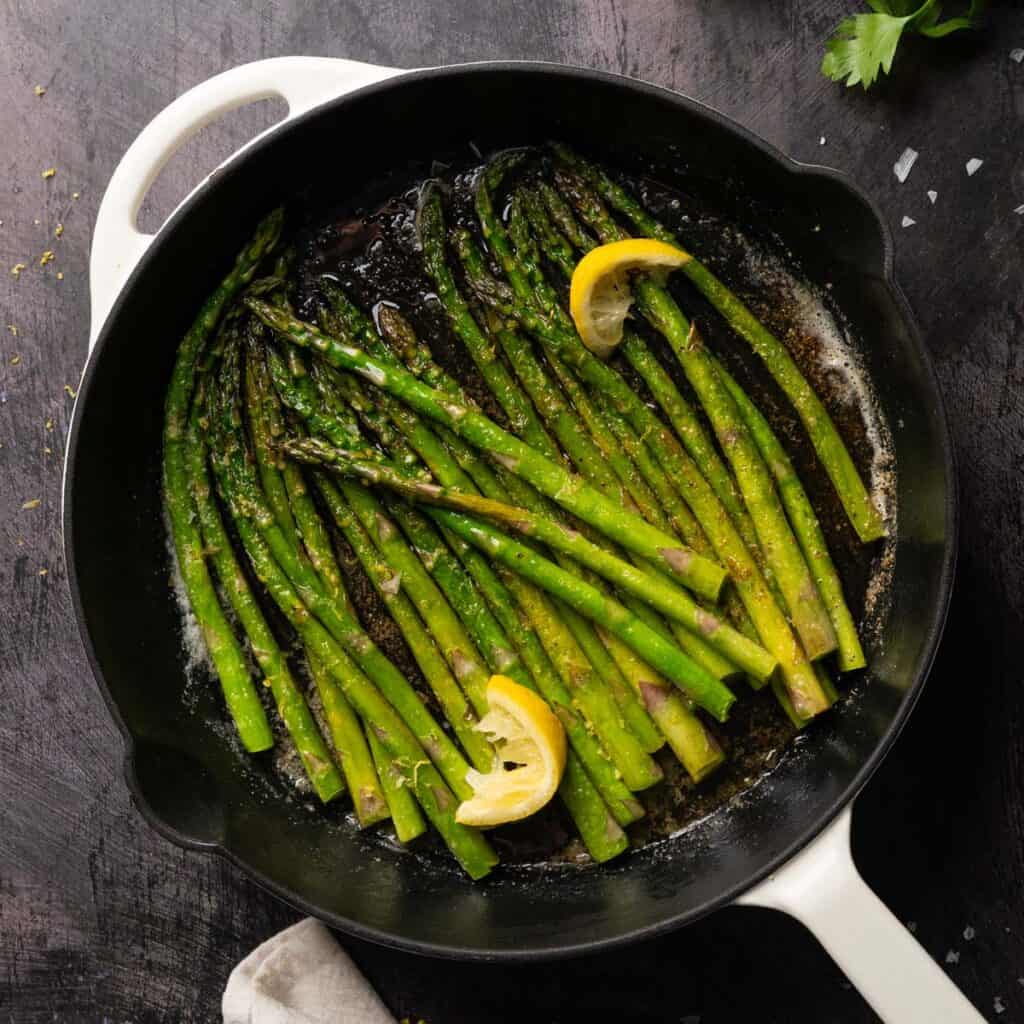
[738,805,983,1022]
[88,56,401,348]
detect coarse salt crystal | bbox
[901,216,916,228]
[994,996,1005,1015]
[1015,204,1024,215]
[927,190,938,204]
[819,135,826,146]
[1011,48,1024,63]
[894,147,918,183]
[963,925,975,940]
[945,950,960,964]
[965,158,983,177]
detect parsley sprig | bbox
[822,1,986,89]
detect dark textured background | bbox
[1,2,1022,1022]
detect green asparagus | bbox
[553,144,886,544]
[207,342,496,878]
[162,213,282,751]
[711,357,866,671]
[286,437,776,683]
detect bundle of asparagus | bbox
[163,145,882,878]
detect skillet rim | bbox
[61,59,959,962]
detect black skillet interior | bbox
[64,64,954,960]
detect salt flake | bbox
[894,147,918,183]
[1014,204,1024,215]
[927,190,938,204]
[945,949,960,964]
[963,925,975,940]
[965,158,983,177]
[1011,48,1024,63]
[901,216,916,228]
[819,135,826,146]
[994,996,1005,1015]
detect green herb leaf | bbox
[821,11,916,88]
[917,0,986,38]
[822,0,986,89]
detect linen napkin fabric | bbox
[223,918,396,1024]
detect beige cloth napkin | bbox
[223,918,396,1024]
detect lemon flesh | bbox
[455,675,567,827]
[569,238,691,358]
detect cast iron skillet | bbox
[64,62,956,967]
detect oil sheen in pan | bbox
[168,153,898,867]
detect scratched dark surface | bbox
[2,2,1023,1022]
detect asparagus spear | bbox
[321,337,664,762]
[244,330,393,817]
[311,473,494,772]
[247,326,302,543]
[463,199,753,681]
[439,509,735,721]
[269,340,641,834]
[447,231,831,720]
[266,346,508,721]
[206,363,496,878]
[320,479,630,858]
[520,184,774,682]
[309,374,662,792]
[275,410,496,803]
[373,301,723,782]
[589,630,723,782]
[376,319,645,823]
[305,651,390,826]
[318,476,633,854]
[287,437,777,684]
[314,385,635,854]
[307,334,496,719]
[642,295,838,660]
[285,438,736,719]
[367,728,427,843]
[186,376,343,801]
[359,286,664,760]
[162,212,282,752]
[216,340,476,800]
[477,178,749,767]
[711,357,866,671]
[548,173,838,661]
[402,198,724,599]
[552,144,886,544]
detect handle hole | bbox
[136,96,288,234]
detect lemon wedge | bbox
[569,238,691,357]
[455,675,567,827]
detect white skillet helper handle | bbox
[88,56,985,1024]
[739,805,984,1023]
[88,56,402,349]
